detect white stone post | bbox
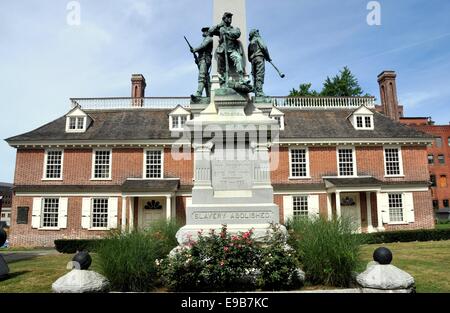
[166,195,172,220]
[336,192,342,219]
[193,142,214,187]
[366,192,374,233]
[376,191,385,231]
[121,197,127,231]
[129,198,134,232]
[327,193,333,220]
[251,142,271,185]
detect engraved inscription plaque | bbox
[211,160,252,191]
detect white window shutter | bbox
[403,192,415,223]
[283,196,293,223]
[58,198,68,229]
[31,198,42,229]
[81,198,91,229]
[108,197,119,230]
[308,195,320,218]
[379,193,390,224]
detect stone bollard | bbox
[356,247,415,293]
[52,251,110,293]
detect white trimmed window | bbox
[92,198,108,228]
[42,198,59,228]
[67,116,86,132]
[388,193,403,222]
[289,148,309,178]
[44,150,63,179]
[93,150,111,179]
[384,147,403,177]
[338,148,356,176]
[353,115,374,130]
[145,150,163,179]
[293,196,308,217]
[170,115,188,130]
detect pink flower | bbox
[224,246,229,252]
[220,261,225,267]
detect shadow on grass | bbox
[0,270,31,282]
[5,255,39,264]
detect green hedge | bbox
[361,228,450,244]
[54,239,102,254]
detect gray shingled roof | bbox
[5,108,432,143]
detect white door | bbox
[340,193,361,233]
[138,197,165,229]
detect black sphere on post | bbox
[373,247,393,265]
[0,229,7,247]
[72,251,92,270]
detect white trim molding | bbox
[143,148,164,179]
[288,146,311,179]
[91,148,112,180]
[383,146,404,178]
[336,146,357,177]
[42,148,64,181]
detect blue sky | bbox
[1,0,450,182]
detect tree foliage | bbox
[289,67,371,97]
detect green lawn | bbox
[359,240,450,293]
[1,241,449,293]
[435,223,450,230]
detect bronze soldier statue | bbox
[209,12,245,85]
[248,29,272,97]
[191,27,213,98]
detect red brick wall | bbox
[14,148,193,186]
[10,196,123,247]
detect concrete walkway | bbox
[0,249,59,263]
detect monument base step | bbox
[176,223,287,245]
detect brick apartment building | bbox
[5,71,435,247]
[400,117,450,212]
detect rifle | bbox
[184,36,199,66]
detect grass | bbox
[1,240,449,293]
[0,253,100,293]
[435,223,450,230]
[359,240,450,293]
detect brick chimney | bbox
[131,74,146,107]
[377,71,400,121]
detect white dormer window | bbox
[349,106,374,130]
[270,107,285,131]
[65,106,91,133]
[68,116,85,130]
[169,105,191,131]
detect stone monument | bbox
[176,0,283,244]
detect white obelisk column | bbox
[211,0,249,90]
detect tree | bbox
[289,83,319,97]
[289,67,372,97]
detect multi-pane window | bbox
[290,149,308,178]
[384,148,402,176]
[171,115,188,130]
[45,150,63,179]
[293,196,308,217]
[93,150,111,179]
[356,116,363,128]
[448,137,450,147]
[92,198,108,228]
[428,154,434,164]
[145,150,163,178]
[430,175,437,187]
[444,200,449,208]
[388,194,403,223]
[438,155,445,164]
[435,137,442,148]
[364,116,372,128]
[42,198,59,228]
[338,148,355,176]
[68,117,85,130]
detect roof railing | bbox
[70,96,376,110]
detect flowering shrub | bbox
[158,224,304,291]
[258,225,304,291]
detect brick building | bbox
[400,117,450,212]
[5,71,435,247]
[0,183,13,227]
